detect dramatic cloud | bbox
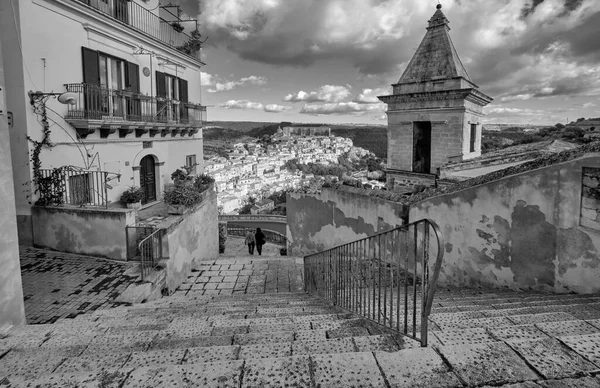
[207,75,267,93]
[200,71,213,86]
[353,87,392,104]
[264,104,292,113]
[284,85,352,103]
[300,101,386,116]
[196,0,600,97]
[219,100,264,110]
[219,100,291,113]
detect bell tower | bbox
[379,4,493,190]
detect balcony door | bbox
[99,54,125,118]
[140,155,157,204]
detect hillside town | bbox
[205,126,376,213]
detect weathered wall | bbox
[162,189,219,292]
[409,154,600,294]
[0,30,26,328]
[287,188,406,256]
[32,207,136,261]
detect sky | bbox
[172,0,600,125]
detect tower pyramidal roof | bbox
[398,4,472,84]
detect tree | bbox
[562,126,585,139]
[555,123,565,130]
[239,196,257,214]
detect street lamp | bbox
[28,90,78,106]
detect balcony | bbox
[64,83,206,139]
[74,0,201,60]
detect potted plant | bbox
[163,186,202,215]
[121,186,144,210]
[193,173,214,193]
[171,22,184,33]
[171,165,195,187]
[176,29,204,57]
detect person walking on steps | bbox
[245,230,256,255]
[255,228,266,256]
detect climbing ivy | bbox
[27,96,65,206]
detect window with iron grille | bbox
[470,124,477,153]
[186,155,197,174]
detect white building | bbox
[1,0,207,243]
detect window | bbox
[470,124,477,153]
[186,155,197,175]
[155,71,188,122]
[81,47,140,119]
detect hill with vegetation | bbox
[204,121,388,159]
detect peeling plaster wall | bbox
[32,207,136,261]
[287,188,407,256]
[409,155,600,294]
[163,189,219,293]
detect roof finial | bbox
[437,1,442,10]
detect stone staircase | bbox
[2,256,600,387]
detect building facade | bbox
[0,0,206,243]
[379,4,492,190]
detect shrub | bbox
[171,168,189,181]
[193,173,215,192]
[120,186,144,204]
[163,186,202,207]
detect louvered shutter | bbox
[126,62,140,93]
[155,71,166,98]
[81,47,99,85]
[178,78,189,122]
[178,78,188,103]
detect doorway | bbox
[140,155,157,204]
[413,121,432,174]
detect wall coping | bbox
[32,205,134,215]
[409,145,600,206]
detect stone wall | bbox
[32,207,136,261]
[287,188,407,256]
[409,154,600,294]
[161,189,219,293]
[580,167,600,230]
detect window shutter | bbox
[81,47,99,85]
[155,71,166,97]
[126,62,140,93]
[178,78,188,103]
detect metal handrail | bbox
[138,228,163,281]
[219,214,287,222]
[304,219,444,347]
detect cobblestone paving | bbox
[223,237,284,257]
[179,256,304,296]
[19,247,137,324]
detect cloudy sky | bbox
[174,0,600,125]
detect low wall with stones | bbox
[161,188,219,293]
[32,206,136,261]
[287,187,407,257]
[409,153,600,294]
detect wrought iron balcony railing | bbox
[64,83,206,125]
[75,0,200,59]
[37,166,120,208]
